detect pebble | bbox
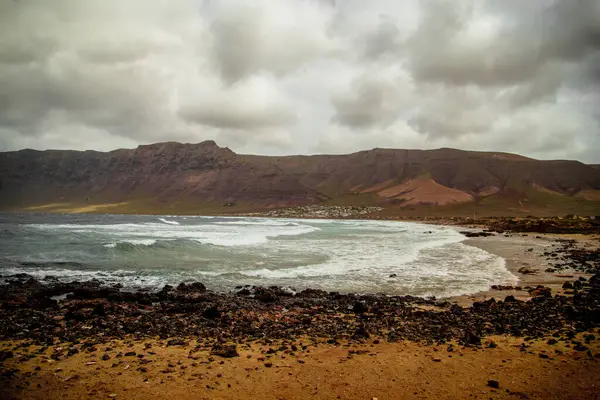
[487,380,500,389]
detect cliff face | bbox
[1,141,600,214]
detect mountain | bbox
[1,141,600,216]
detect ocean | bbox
[0,213,518,298]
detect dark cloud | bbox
[332,71,411,128]
[179,76,296,129]
[361,17,402,60]
[0,0,598,163]
[406,0,600,87]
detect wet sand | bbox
[453,232,600,306]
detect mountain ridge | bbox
[1,141,599,216]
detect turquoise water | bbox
[0,213,518,297]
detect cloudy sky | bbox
[1,0,599,162]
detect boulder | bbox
[210,344,239,358]
[176,282,206,293]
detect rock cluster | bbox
[1,271,599,350]
[486,216,600,235]
[1,222,598,360]
[541,239,600,274]
[459,231,495,238]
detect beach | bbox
[2,333,599,400]
[455,232,600,305]
[1,218,599,400]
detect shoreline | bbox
[0,215,598,303]
[454,231,600,305]
[1,223,599,399]
[452,232,594,305]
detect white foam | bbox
[214,220,300,227]
[10,217,518,298]
[0,266,169,289]
[103,239,157,248]
[190,224,319,246]
[158,218,180,225]
[26,219,320,247]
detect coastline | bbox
[453,231,600,305]
[1,214,600,399]
[0,212,598,303]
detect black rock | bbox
[573,343,588,352]
[27,296,57,309]
[504,295,518,303]
[254,288,278,303]
[463,330,481,346]
[210,344,239,358]
[176,282,206,293]
[92,302,106,316]
[203,306,220,319]
[487,380,500,389]
[353,302,368,314]
[297,288,328,298]
[562,281,574,289]
[353,325,370,339]
[0,351,14,362]
[159,285,174,294]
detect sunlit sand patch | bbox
[25,202,130,213]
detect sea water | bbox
[0,213,518,298]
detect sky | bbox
[1,0,599,162]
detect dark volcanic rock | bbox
[528,286,551,297]
[297,288,328,298]
[210,344,239,358]
[353,302,369,314]
[202,306,220,320]
[460,231,495,238]
[0,351,14,362]
[463,330,481,346]
[353,325,370,339]
[562,281,574,289]
[487,380,500,389]
[0,245,599,348]
[176,282,206,293]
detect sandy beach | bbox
[454,232,600,305]
[1,333,599,400]
[1,224,599,400]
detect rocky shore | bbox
[241,206,600,236]
[2,216,600,399]
[1,267,600,399]
[1,270,599,349]
[393,214,600,234]
[1,222,599,349]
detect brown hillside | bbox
[1,141,599,215]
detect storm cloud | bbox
[0,0,599,162]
